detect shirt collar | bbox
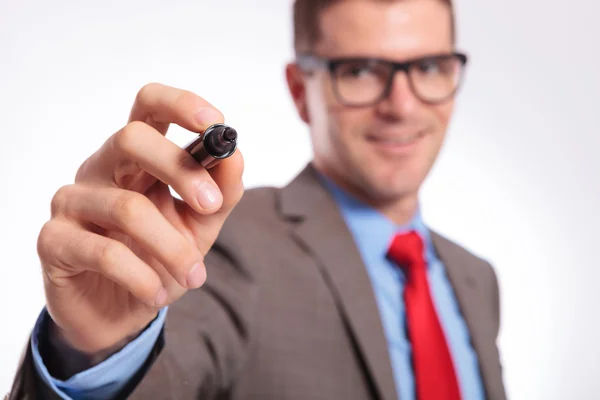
[315,170,435,265]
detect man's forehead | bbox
[315,0,453,58]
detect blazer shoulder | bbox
[430,229,497,275]
[430,229,502,316]
[209,185,286,265]
[219,186,283,240]
[231,186,280,219]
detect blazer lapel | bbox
[279,164,398,400]
[430,232,501,399]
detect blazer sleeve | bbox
[7,239,259,400]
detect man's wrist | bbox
[40,315,154,380]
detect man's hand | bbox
[37,83,244,364]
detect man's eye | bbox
[416,57,457,76]
[340,63,374,78]
[417,60,441,74]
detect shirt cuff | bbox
[30,306,168,400]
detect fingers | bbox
[208,150,245,216]
[109,121,225,214]
[128,82,224,135]
[177,151,245,255]
[38,219,168,308]
[51,184,206,289]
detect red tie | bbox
[387,231,461,400]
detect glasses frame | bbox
[296,52,469,107]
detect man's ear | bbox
[285,63,310,124]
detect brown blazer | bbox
[9,163,507,400]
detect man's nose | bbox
[377,71,418,118]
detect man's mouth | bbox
[366,130,426,147]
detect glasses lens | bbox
[333,60,391,106]
[410,55,464,103]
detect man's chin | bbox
[326,162,419,203]
[368,186,417,203]
[354,176,419,206]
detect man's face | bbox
[290,0,458,206]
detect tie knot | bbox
[387,230,425,271]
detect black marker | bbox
[184,123,238,169]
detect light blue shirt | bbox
[31,177,485,400]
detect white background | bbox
[1,0,598,398]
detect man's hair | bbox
[293,0,455,55]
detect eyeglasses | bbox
[296,52,468,107]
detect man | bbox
[9,0,506,399]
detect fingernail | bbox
[187,263,206,289]
[194,107,222,126]
[154,288,168,307]
[197,181,222,209]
